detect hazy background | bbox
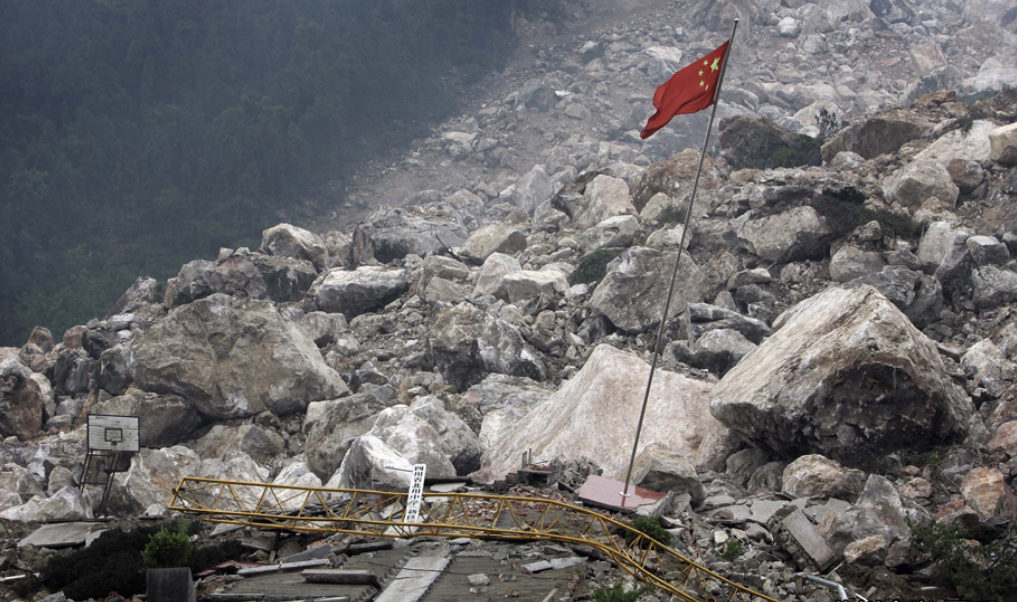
[0,0,561,345]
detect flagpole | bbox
[621,18,739,499]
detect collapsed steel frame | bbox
[168,477,781,602]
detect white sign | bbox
[404,464,427,523]
[87,415,140,452]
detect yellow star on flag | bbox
[711,57,721,72]
[698,70,703,76]
[699,80,705,87]
[703,60,708,66]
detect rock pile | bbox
[3,0,1017,599]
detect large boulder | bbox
[190,424,285,466]
[261,223,328,272]
[106,276,165,318]
[989,122,1017,166]
[818,475,911,555]
[882,160,960,209]
[366,406,456,478]
[132,294,348,420]
[781,454,866,500]
[820,109,933,162]
[472,253,522,299]
[494,270,568,305]
[310,266,409,319]
[575,175,638,229]
[305,392,390,480]
[427,302,547,392]
[250,255,319,303]
[0,349,44,441]
[333,435,413,491]
[512,165,555,214]
[476,345,735,482]
[459,225,527,264]
[591,247,708,333]
[732,206,831,262]
[632,149,719,211]
[92,388,202,448]
[409,396,483,475]
[350,210,468,265]
[710,286,972,466]
[0,486,93,522]
[108,446,201,516]
[844,267,943,329]
[718,116,820,170]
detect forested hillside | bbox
[0,0,546,345]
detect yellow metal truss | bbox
[168,477,781,602]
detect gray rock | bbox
[882,161,960,210]
[472,253,522,299]
[973,265,1017,310]
[251,254,319,303]
[334,435,413,491]
[305,392,390,480]
[732,206,831,262]
[108,446,202,516]
[829,245,886,283]
[132,294,348,419]
[0,486,92,522]
[494,270,568,305]
[0,349,45,441]
[367,405,456,478]
[427,302,546,392]
[632,443,706,504]
[782,455,866,500]
[99,344,133,396]
[821,109,932,162]
[591,247,708,333]
[350,210,468,265]
[578,215,641,253]
[261,223,328,272]
[92,388,202,448]
[106,276,164,318]
[512,165,555,214]
[818,475,911,554]
[575,175,637,229]
[310,266,409,319]
[966,235,1010,267]
[845,266,942,329]
[477,345,734,482]
[990,122,1017,166]
[190,424,285,466]
[710,286,973,466]
[410,396,482,475]
[687,303,772,344]
[459,225,527,264]
[299,311,349,348]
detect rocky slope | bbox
[3,0,1017,600]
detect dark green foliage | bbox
[765,134,825,169]
[0,1,552,345]
[910,519,1017,601]
[716,538,743,561]
[142,521,193,569]
[593,582,653,602]
[811,191,925,240]
[958,113,975,134]
[657,204,687,225]
[571,248,625,286]
[43,522,242,600]
[624,515,673,547]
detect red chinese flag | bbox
[640,41,730,139]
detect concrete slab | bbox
[374,553,450,602]
[18,522,106,549]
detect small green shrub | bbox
[811,193,925,240]
[958,113,975,135]
[142,521,194,569]
[571,248,625,286]
[624,515,673,548]
[657,204,687,225]
[593,582,654,602]
[716,538,743,561]
[910,519,1017,600]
